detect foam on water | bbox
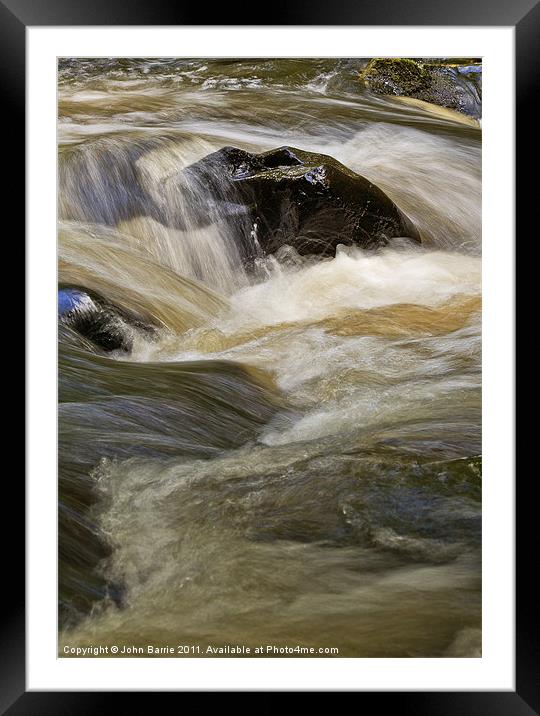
[224,246,481,330]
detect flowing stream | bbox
[58,59,481,658]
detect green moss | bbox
[360,58,431,96]
[359,57,481,118]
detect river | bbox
[58,58,482,658]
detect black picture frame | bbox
[8,0,526,710]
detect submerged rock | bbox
[58,329,284,627]
[59,135,172,227]
[390,96,481,128]
[360,58,482,118]
[58,286,155,353]
[179,145,420,261]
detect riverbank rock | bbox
[180,145,421,261]
[359,58,482,118]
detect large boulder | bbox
[179,145,420,260]
[359,58,482,119]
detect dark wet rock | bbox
[360,58,482,118]
[58,286,155,353]
[179,145,421,261]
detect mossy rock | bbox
[360,58,432,96]
[360,58,481,118]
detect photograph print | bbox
[58,56,482,659]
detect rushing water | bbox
[58,58,481,658]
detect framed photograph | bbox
[10,0,526,709]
